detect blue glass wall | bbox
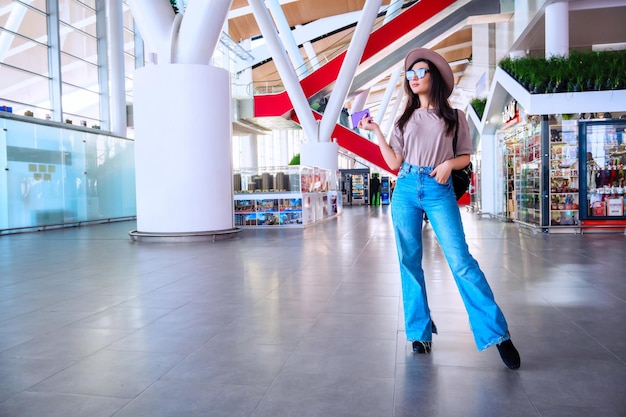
[0,116,135,232]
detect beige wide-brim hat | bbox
[404,48,454,98]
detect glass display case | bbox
[516,121,542,226]
[505,147,518,219]
[581,121,626,220]
[351,174,366,204]
[548,120,580,226]
[233,165,341,227]
[339,169,370,206]
[495,129,523,221]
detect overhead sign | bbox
[502,99,520,128]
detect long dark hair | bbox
[396,58,456,136]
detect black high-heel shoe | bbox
[497,339,521,369]
[412,341,432,354]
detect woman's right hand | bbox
[358,116,377,131]
[359,115,403,171]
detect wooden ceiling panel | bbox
[229,15,260,42]
[228,0,391,44]
[443,48,471,63]
[281,0,368,26]
[434,28,472,49]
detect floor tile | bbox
[0,207,624,416]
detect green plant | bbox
[170,0,179,13]
[470,97,487,120]
[288,153,300,165]
[498,50,626,94]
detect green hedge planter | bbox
[498,50,626,94]
[470,97,487,120]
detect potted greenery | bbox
[498,50,626,94]
[470,98,487,120]
[288,153,300,165]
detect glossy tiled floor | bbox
[1,206,625,417]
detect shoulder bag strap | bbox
[452,108,459,157]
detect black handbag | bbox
[451,109,472,200]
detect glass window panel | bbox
[2,123,65,228]
[83,132,135,218]
[24,0,46,12]
[124,77,133,100]
[122,26,134,42]
[61,83,99,120]
[58,0,96,37]
[123,27,134,51]
[76,0,95,9]
[0,34,49,75]
[0,2,49,116]
[0,65,49,112]
[122,4,134,31]
[0,127,5,228]
[59,22,97,65]
[0,0,44,14]
[0,3,48,41]
[60,53,98,92]
[123,53,134,74]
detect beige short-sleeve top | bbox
[388,109,472,167]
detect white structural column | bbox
[127,0,174,61]
[472,23,496,96]
[375,67,401,125]
[279,130,290,165]
[318,0,382,143]
[133,65,233,234]
[266,0,307,77]
[234,38,253,98]
[545,2,569,58]
[382,88,403,137]
[480,133,498,215]
[241,134,259,169]
[302,34,320,73]
[107,0,127,136]
[300,140,340,170]
[249,0,317,141]
[351,89,370,113]
[302,0,381,170]
[176,0,232,63]
[236,8,388,73]
[513,0,529,41]
[128,0,236,238]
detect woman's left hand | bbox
[430,161,453,184]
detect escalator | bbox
[254,0,456,118]
[294,111,394,173]
[253,0,500,172]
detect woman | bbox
[358,48,520,369]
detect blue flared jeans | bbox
[391,162,510,351]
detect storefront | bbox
[493,98,626,233]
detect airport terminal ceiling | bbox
[233,0,626,122]
[230,0,476,112]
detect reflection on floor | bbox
[0,206,625,417]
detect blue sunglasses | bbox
[405,68,430,81]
